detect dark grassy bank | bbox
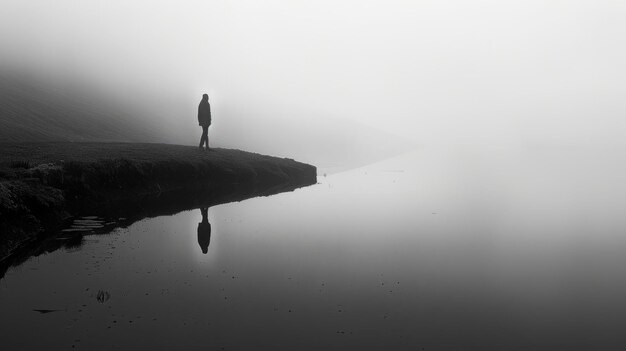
[0,142,317,261]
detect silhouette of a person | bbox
[198,94,211,150]
[197,207,211,254]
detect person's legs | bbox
[206,126,210,150]
[199,126,208,148]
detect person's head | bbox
[202,94,209,101]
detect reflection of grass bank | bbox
[0,142,317,260]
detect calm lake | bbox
[2,146,626,350]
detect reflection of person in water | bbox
[197,207,211,254]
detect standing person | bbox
[198,94,211,150]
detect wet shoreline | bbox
[0,142,317,263]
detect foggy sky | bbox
[2,0,626,146]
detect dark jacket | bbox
[198,100,211,126]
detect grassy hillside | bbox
[0,75,165,142]
[0,73,413,173]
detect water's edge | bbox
[0,143,317,265]
[0,178,316,280]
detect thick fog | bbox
[2,0,626,152]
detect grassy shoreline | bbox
[0,142,317,261]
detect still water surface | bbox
[1,146,626,350]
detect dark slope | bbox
[0,75,164,142]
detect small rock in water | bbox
[32,309,63,314]
[97,290,111,303]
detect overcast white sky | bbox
[2,0,626,146]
